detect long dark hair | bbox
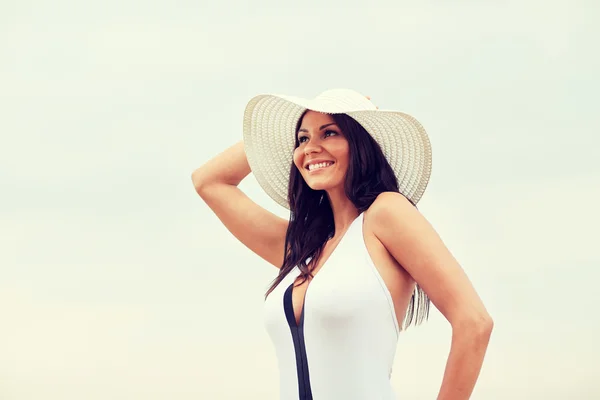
[264,112,429,329]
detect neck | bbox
[325,187,359,239]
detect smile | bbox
[307,161,335,172]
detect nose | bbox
[304,139,322,156]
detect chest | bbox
[263,215,409,336]
[289,231,395,329]
[289,238,343,323]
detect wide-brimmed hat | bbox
[243,88,432,209]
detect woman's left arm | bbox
[370,192,494,400]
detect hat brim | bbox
[243,93,432,209]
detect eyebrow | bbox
[297,122,338,134]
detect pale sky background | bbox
[1,1,599,399]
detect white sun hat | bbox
[243,88,432,209]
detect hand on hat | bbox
[365,95,379,109]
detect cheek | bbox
[337,160,350,178]
[292,148,304,170]
[333,143,350,167]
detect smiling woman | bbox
[192,89,493,400]
[293,112,349,193]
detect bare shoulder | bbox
[364,191,424,237]
[365,191,493,331]
[368,191,415,213]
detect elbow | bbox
[453,313,494,341]
[477,314,494,339]
[191,168,208,195]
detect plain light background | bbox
[1,0,599,399]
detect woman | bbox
[192,89,493,399]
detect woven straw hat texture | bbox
[243,89,432,209]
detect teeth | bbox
[308,162,333,171]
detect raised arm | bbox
[192,141,288,268]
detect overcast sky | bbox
[1,1,599,399]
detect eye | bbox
[297,135,308,144]
[324,130,338,138]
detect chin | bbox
[305,178,343,192]
[307,184,331,191]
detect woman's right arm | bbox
[191,141,288,268]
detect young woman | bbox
[192,89,493,400]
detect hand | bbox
[365,95,379,109]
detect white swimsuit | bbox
[263,213,400,399]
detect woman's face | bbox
[293,111,350,192]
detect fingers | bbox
[365,95,378,109]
